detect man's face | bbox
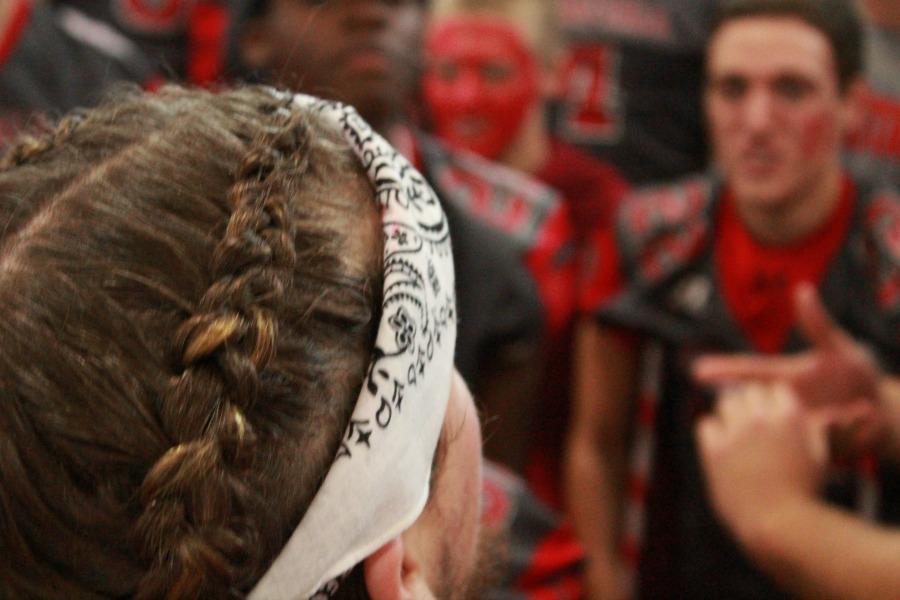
[422,16,541,160]
[243,0,425,128]
[705,17,854,212]
[403,369,485,599]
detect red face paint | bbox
[423,17,540,160]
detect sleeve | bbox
[577,223,626,316]
[525,201,579,336]
[1,3,152,117]
[445,200,544,385]
[859,187,900,369]
[482,462,585,600]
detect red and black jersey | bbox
[394,131,547,388]
[552,0,717,185]
[844,23,900,190]
[52,0,230,85]
[482,462,585,600]
[583,173,900,599]
[417,132,578,339]
[0,0,155,146]
[525,138,629,509]
[0,0,231,146]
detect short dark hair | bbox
[710,0,865,91]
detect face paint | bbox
[423,17,540,160]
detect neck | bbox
[734,168,844,246]
[498,105,551,175]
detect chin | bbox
[731,175,791,208]
[731,180,795,212]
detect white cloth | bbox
[248,94,457,600]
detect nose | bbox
[452,69,484,109]
[339,0,393,31]
[742,89,778,133]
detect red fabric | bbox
[0,0,30,67]
[523,141,626,508]
[716,175,855,353]
[525,203,578,336]
[537,138,629,245]
[514,521,585,600]
[577,225,625,314]
[187,1,229,87]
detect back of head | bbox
[711,0,864,90]
[0,85,382,598]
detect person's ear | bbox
[363,537,434,600]
[238,19,275,71]
[839,76,867,137]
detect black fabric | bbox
[439,195,543,386]
[552,0,717,185]
[0,4,151,117]
[51,0,190,77]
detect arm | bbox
[745,494,900,600]
[698,382,900,600]
[564,319,639,600]
[478,346,542,474]
[876,378,900,462]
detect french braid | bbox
[0,86,381,599]
[0,110,86,170]
[134,103,311,600]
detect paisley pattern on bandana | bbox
[248,93,457,600]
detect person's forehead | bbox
[428,16,533,56]
[707,16,837,81]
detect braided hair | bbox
[0,85,382,599]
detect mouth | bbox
[340,45,393,75]
[450,117,489,140]
[739,147,780,175]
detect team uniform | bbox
[57,0,231,86]
[553,0,717,184]
[391,127,567,393]
[0,0,153,144]
[412,131,577,373]
[525,138,630,508]
[0,0,230,146]
[845,21,900,189]
[483,462,585,600]
[583,173,900,599]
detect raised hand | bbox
[693,282,886,455]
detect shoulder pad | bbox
[419,134,564,250]
[616,175,715,285]
[861,186,900,311]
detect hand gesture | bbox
[697,382,829,543]
[693,283,885,456]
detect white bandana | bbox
[248,94,457,600]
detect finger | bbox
[718,382,761,426]
[793,283,845,351]
[770,381,798,415]
[693,353,807,384]
[696,415,724,459]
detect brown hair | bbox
[711,0,864,91]
[0,85,382,598]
